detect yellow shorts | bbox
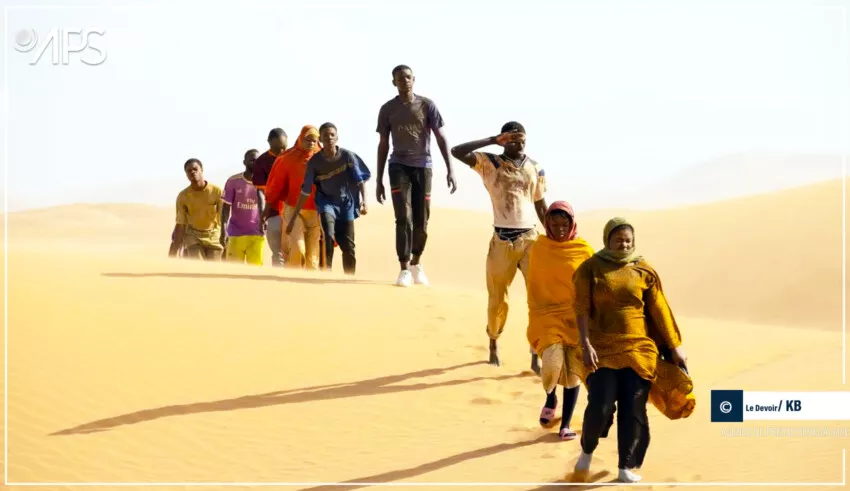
[226,235,265,265]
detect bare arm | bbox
[285,193,309,233]
[376,132,390,193]
[534,198,547,226]
[450,136,496,168]
[433,127,454,174]
[169,224,186,257]
[358,181,367,203]
[220,203,231,234]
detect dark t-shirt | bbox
[302,147,371,220]
[252,149,283,217]
[376,95,444,168]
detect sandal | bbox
[559,427,577,441]
[539,406,557,426]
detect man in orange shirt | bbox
[263,126,322,270]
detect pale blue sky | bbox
[2,0,848,213]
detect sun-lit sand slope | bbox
[0,179,848,489]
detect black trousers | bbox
[580,367,651,469]
[388,163,432,264]
[320,212,356,275]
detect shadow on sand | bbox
[102,271,377,286]
[524,471,615,490]
[50,361,533,436]
[301,432,620,491]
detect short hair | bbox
[267,128,287,140]
[501,121,526,134]
[244,148,259,158]
[392,64,412,77]
[319,122,337,132]
[184,158,202,170]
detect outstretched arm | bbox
[286,193,309,234]
[450,137,497,167]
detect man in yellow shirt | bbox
[169,158,224,260]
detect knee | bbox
[394,212,411,226]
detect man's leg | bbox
[203,245,223,261]
[283,207,306,268]
[303,210,322,271]
[336,219,356,275]
[245,235,265,266]
[265,215,284,266]
[516,230,541,373]
[389,164,413,269]
[184,244,204,260]
[226,236,246,263]
[320,211,337,271]
[485,234,519,366]
[409,166,432,266]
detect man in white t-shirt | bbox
[451,122,548,370]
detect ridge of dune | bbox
[4,178,845,330]
[596,152,846,211]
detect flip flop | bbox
[559,427,577,441]
[539,406,557,426]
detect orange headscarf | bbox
[290,125,321,158]
[264,125,322,213]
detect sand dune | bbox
[0,179,847,488]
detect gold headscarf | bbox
[594,217,642,264]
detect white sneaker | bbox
[410,264,429,286]
[395,269,413,287]
[618,468,642,483]
[575,452,593,472]
[573,451,593,482]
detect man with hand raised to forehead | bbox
[451,122,548,371]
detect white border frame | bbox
[3,3,848,487]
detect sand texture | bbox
[1,179,848,489]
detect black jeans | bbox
[580,367,651,469]
[388,163,432,264]
[320,212,356,274]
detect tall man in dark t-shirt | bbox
[376,65,457,288]
[252,128,289,266]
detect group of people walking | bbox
[166,64,697,483]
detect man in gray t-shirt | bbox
[375,64,457,288]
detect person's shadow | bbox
[49,361,532,436]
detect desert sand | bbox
[0,178,848,490]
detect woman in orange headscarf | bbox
[263,125,323,269]
[526,201,594,441]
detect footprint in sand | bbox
[470,397,501,405]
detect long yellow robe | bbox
[573,255,696,420]
[526,235,594,356]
